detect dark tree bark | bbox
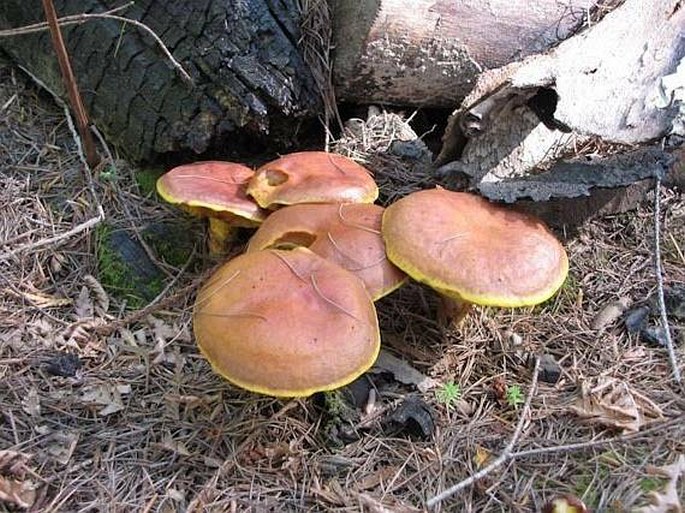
[0,0,321,161]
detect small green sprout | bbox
[99,165,119,182]
[506,384,525,409]
[436,381,461,409]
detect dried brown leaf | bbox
[492,375,507,404]
[356,466,397,491]
[166,488,186,502]
[591,297,631,331]
[474,445,491,469]
[0,451,31,476]
[5,287,72,309]
[356,492,421,513]
[49,252,66,274]
[147,316,190,366]
[0,475,37,509]
[80,384,128,416]
[161,434,191,457]
[74,285,94,320]
[62,319,107,355]
[45,431,79,465]
[26,318,65,349]
[20,388,40,418]
[83,274,109,314]
[569,377,663,433]
[148,316,178,342]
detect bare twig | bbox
[0,4,192,84]
[0,208,105,261]
[0,2,132,35]
[510,414,685,459]
[653,174,683,388]
[426,357,541,508]
[41,0,100,168]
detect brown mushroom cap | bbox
[246,203,407,300]
[193,247,380,397]
[247,152,378,209]
[156,161,267,225]
[382,188,568,307]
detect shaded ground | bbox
[1,55,684,513]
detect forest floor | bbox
[1,54,684,513]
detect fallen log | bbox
[330,0,599,107]
[1,0,604,160]
[0,0,321,161]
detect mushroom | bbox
[247,151,378,209]
[382,188,568,324]
[156,161,268,255]
[246,202,407,300]
[192,247,380,397]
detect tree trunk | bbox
[0,0,321,161]
[330,0,600,107]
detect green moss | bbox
[135,167,164,197]
[572,474,598,508]
[148,234,190,267]
[320,389,360,448]
[99,164,120,183]
[558,271,580,304]
[639,476,667,493]
[95,224,165,308]
[532,270,580,315]
[323,390,347,417]
[142,221,200,268]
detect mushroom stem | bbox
[437,296,473,327]
[207,217,235,255]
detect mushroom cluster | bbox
[157,153,568,397]
[159,152,394,397]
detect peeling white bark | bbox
[437,0,685,202]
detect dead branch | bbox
[436,0,684,201]
[509,414,685,460]
[653,173,683,389]
[41,0,99,168]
